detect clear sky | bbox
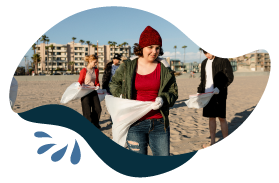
[19,6,266,66]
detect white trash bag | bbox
[105,95,154,147]
[97,89,108,102]
[185,87,219,109]
[9,77,18,109]
[60,82,99,104]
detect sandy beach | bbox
[12,74,269,155]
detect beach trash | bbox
[97,89,108,102]
[60,82,99,104]
[9,77,18,109]
[105,95,154,147]
[185,87,219,109]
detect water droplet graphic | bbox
[51,145,68,162]
[37,144,56,154]
[34,131,52,138]
[71,140,81,165]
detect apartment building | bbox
[231,52,271,72]
[36,42,131,74]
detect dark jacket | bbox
[198,56,234,98]
[109,58,178,130]
[102,61,113,91]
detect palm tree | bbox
[31,53,41,74]
[118,44,123,55]
[174,45,177,59]
[49,44,55,74]
[68,61,75,74]
[45,38,50,74]
[72,37,76,72]
[45,46,49,74]
[32,44,37,73]
[79,39,85,45]
[122,42,128,56]
[40,35,48,44]
[92,44,97,53]
[86,41,91,55]
[182,45,187,63]
[111,42,117,54]
[36,37,40,49]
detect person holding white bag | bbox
[109,26,178,156]
[197,49,234,148]
[78,55,102,129]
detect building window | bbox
[95,47,97,50]
[111,53,113,56]
[75,58,78,60]
[75,53,78,55]
[110,48,113,51]
[85,48,88,51]
[57,52,61,55]
[85,53,88,56]
[57,47,61,50]
[80,63,84,66]
[75,63,78,66]
[37,47,40,50]
[75,47,78,50]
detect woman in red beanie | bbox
[109,26,178,156]
[78,55,102,129]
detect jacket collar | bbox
[129,56,170,68]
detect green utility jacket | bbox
[109,58,178,130]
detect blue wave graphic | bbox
[35,131,52,138]
[71,140,81,165]
[51,145,68,162]
[19,104,197,177]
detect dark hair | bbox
[201,48,207,54]
[133,43,164,57]
[202,49,216,57]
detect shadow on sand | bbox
[215,105,256,143]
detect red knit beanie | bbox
[139,26,162,48]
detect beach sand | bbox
[13,75,269,155]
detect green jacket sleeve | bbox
[159,74,178,108]
[109,63,124,97]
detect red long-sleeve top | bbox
[78,67,100,86]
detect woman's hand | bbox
[151,97,164,110]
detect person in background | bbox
[197,49,234,148]
[109,26,178,156]
[102,53,122,124]
[102,53,122,94]
[78,55,102,129]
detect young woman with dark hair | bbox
[109,26,178,156]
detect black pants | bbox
[81,91,102,129]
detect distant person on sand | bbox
[190,71,195,78]
[197,49,234,148]
[78,55,102,129]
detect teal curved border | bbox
[18,104,197,177]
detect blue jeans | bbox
[126,118,170,156]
